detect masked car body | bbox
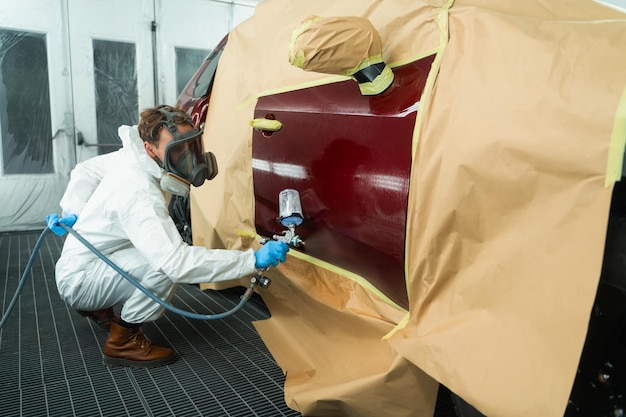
[176,1,626,416]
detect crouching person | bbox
[53,105,288,368]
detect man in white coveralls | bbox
[50,105,288,368]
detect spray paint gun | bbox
[260,189,305,248]
[257,189,305,288]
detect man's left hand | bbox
[46,213,78,236]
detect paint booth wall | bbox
[0,0,261,232]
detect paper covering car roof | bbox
[190,0,626,415]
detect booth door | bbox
[67,0,155,162]
[0,1,76,230]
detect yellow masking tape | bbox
[411,0,455,159]
[237,230,258,239]
[605,84,626,187]
[394,0,456,336]
[237,230,405,311]
[285,247,406,312]
[237,50,440,111]
[389,47,439,69]
[357,65,395,96]
[250,118,282,132]
[383,312,410,340]
[288,16,323,68]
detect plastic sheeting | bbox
[0,29,74,232]
[0,31,53,175]
[191,0,626,416]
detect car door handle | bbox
[250,118,282,134]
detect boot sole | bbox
[102,354,178,369]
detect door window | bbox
[193,45,224,98]
[175,47,210,97]
[93,39,138,153]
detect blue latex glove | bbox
[254,240,289,269]
[45,213,78,236]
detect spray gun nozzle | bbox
[271,224,304,248]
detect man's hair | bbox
[138,105,192,145]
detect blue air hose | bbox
[0,228,51,330]
[0,224,263,330]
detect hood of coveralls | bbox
[117,124,163,180]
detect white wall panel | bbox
[0,0,262,230]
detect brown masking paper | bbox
[190,0,626,415]
[253,258,438,416]
[391,1,626,417]
[289,15,384,74]
[288,15,395,95]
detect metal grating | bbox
[0,230,301,417]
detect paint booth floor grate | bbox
[0,230,301,417]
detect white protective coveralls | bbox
[55,125,258,323]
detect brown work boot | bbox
[102,321,177,368]
[76,307,118,331]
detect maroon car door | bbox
[252,56,434,309]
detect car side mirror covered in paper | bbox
[288,15,394,95]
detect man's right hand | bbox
[254,241,289,269]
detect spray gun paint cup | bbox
[278,189,303,227]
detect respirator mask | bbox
[153,108,218,197]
